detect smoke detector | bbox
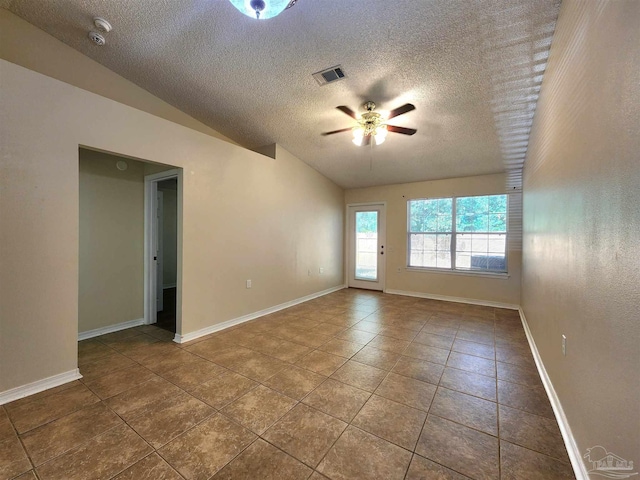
[93,17,112,33]
[88,31,106,46]
[88,17,111,45]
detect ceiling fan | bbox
[322,101,417,146]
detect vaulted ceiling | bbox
[2,0,561,188]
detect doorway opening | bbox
[78,148,182,343]
[145,170,181,335]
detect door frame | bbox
[144,169,182,335]
[345,202,387,291]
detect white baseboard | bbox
[384,289,520,310]
[518,308,588,479]
[0,369,82,406]
[78,318,146,341]
[174,285,346,344]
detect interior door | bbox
[155,190,164,312]
[347,204,386,290]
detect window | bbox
[408,194,508,273]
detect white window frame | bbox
[406,194,509,275]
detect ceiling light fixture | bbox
[228,0,298,19]
[352,102,387,146]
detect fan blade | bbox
[321,127,353,136]
[336,106,357,119]
[387,103,416,119]
[363,134,372,146]
[387,125,417,135]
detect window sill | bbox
[405,267,510,279]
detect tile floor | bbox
[1,289,576,479]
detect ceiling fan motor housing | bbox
[359,102,383,136]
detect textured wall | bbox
[345,173,521,306]
[79,150,145,333]
[0,60,344,394]
[522,0,640,467]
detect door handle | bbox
[154,256,157,260]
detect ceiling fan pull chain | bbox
[370,141,373,171]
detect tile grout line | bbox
[13,292,566,479]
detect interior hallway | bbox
[2,289,574,479]
[156,287,177,334]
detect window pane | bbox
[436,252,451,268]
[488,235,506,253]
[410,199,440,232]
[456,234,472,252]
[436,234,451,250]
[456,196,475,215]
[457,196,489,214]
[409,233,450,268]
[438,198,452,214]
[456,214,474,232]
[456,252,471,269]
[410,233,423,250]
[489,195,507,213]
[423,234,436,250]
[489,214,506,232]
[356,211,377,234]
[471,255,489,269]
[457,214,490,232]
[472,234,489,252]
[355,211,377,280]
[455,194,507,233]
[475,215,489,232]
[437,214,452,232]
[477,196,489,212]
[456,233,506,272]
[423,252,437,268]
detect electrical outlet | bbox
[319,267,324,275]
[246,279,252,289]
[562,334,566,356]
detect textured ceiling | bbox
[2,0,561,188]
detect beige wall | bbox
[79,150,145,332]
[0,9,236,146]
[345,174,521,306]
[522,0,640,466]
[0,59,344,393]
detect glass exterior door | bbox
[355,211,378,281]
[348,204,385,290]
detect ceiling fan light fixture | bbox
[374,125,388,145]
[352,127,365,146]
[228,0,292,19]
